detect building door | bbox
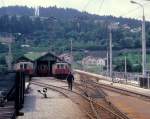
[49,61,56,76]
[37,61,48,76]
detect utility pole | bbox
[107,52,109,76]
[124,56,127,83]
[142,9,146,77]
[8,43,13,70]
[109,25,112,79]
[70,39,73,65]
[130,0,146,77]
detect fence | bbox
[0,71,27,119]
[74,63,142,87]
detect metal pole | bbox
[130,1,146,77]
[107,52,109,76]
[109,25,112,79]
[142,8,146,77]
[71,39,73,65]
[125,56,127,83]
[8,43,12,70]
[147,74,150,89]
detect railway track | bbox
[81,77,150,101]
[74,80,131,119]
[31,80,130,119]
[74,75,150,119]
[77,72,150,101]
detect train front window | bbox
[65,65,67,69]
[20,64,23,69]
[24,64,27,69]
[57,65,60,69]
[61,64,64,68]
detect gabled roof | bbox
[14,56,32,63]
[22,52,62,62]
[15,52,69,63]
[24,52,47,61]
[36,52,62,61]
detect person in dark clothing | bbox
[66,72,74,90]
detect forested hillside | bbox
[0,6,150,54]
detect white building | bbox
[130,27,141,33]
[59,53,72,63]
[122,24,131,30]
[82,56,106,66]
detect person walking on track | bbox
[66,72,74,90]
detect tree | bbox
[19,15,33,34]
[10,15,19,33]
[0,15,10,32]
[114,58,133,72]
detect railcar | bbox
[52,62,71,79]
[14,62,33,75]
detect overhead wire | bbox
[120,2,150,18]
[1,0,7,14]
[57,0,66,9]
[120,6,140,17]
[97,0,105,14]
[82,0,93,12]
[1,0,5,6]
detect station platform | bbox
[17,78,87,119]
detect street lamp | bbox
[130,0,146,77]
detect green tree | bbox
[114,59,133,72]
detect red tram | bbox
[14,62,33,75]
[52,62,71,79]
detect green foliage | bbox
[0,6,147,52]
[113,52,144,72]
[114,58,133,72]
[73,52,85,61]
[0,6,150,68]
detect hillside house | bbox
[82,56,106,66]
[59,53,72,63]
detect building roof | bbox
[14,52,70,64]
[24,52,47,61]
[14,56,32,63]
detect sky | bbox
[1,0,150,20]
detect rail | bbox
[73,80,130,119]
[75,70,150,100]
